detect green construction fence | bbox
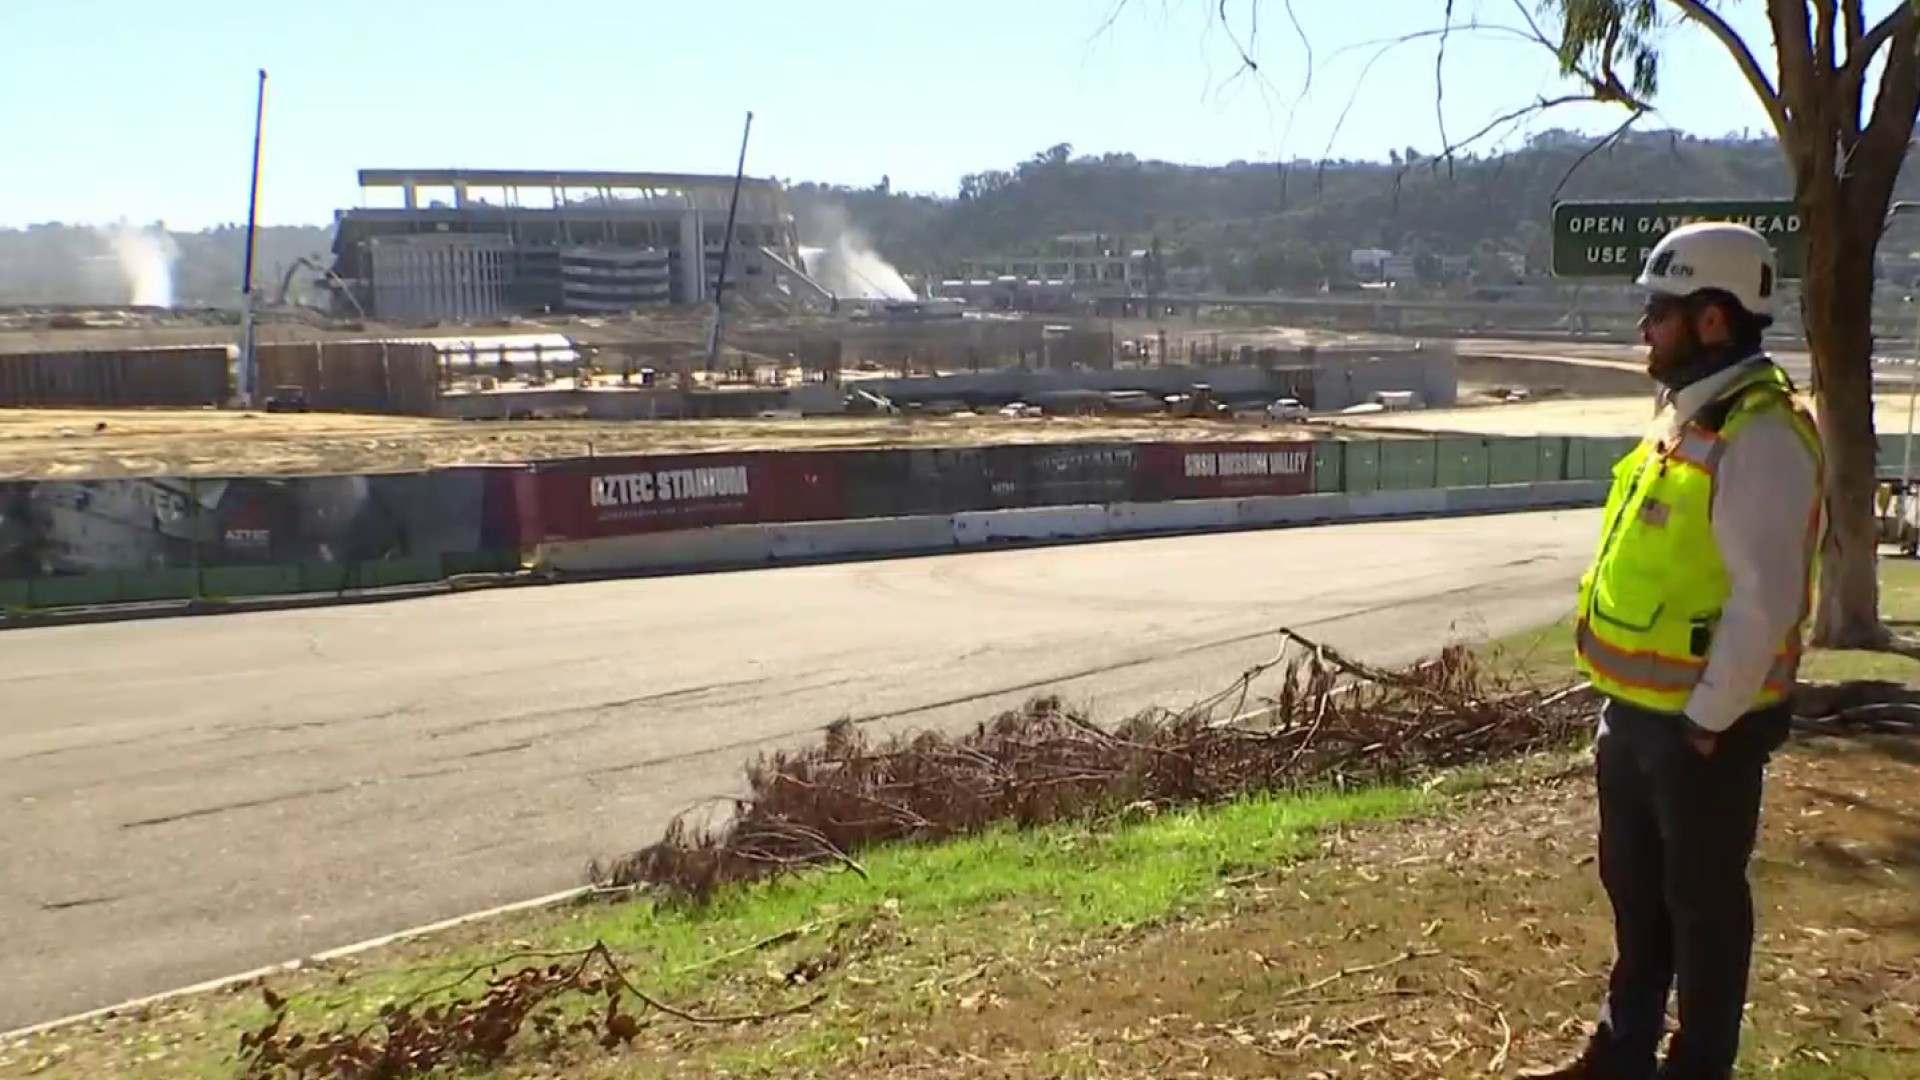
[1311,434,1636,494]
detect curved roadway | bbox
[0,509,1599,1030]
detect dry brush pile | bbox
[238,628,1592,1079]
[599,628,1594,902]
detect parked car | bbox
[1265,398,1309,421]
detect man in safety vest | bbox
[1521,221,1824,1080]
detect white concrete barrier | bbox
[1238,493,1351,527]
[953,506,1110,545]
[768,517,954,560]
[1106,500,1237,534]
[1533,480,1611,505]
[534,526,776,574]
[1442,484,1540,514]
[1348,488,1449,519]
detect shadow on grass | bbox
[1792,794,1920,891]
[1778,767,1920,930]
[1793,682,1920,770]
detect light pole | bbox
[238,70,267,410]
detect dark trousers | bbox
[1590,698,1789,1080]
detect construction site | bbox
[0,175,1470,479]
[24,166,1920,486]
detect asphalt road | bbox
[0,509,1602,1031]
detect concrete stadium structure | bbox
[327,169,818,321]
[861,339,1459,414]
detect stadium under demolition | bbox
[324,168,900,320]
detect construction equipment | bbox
[1164,383,1230,419]
[263,384,310,413]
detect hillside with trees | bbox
[791,130,1920,291]
[8,130,1918,308]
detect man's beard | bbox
[1646,324,1704,377]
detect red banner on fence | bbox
[523,452,844,542]
[761,451,846,524]
[1133,441,1315,501]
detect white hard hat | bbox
[1636,221,1776,318]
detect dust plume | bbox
[798,205,915,301]
[98,220,180,308]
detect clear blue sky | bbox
[1,0,1794,229]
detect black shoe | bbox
[1516,1037,1607,1079]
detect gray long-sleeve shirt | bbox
[1654,358,1823,733]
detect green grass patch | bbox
[549,785,1419,982]
[1749,1046,1920,1080]
[9,786,1427,1080]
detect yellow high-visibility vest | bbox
[1574,363,1824,713]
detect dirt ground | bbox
[13,386,1917,479]
[9,733,1910,1080]
[0,409,1336,479]
[1,313,1894,478]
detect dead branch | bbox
[1278,947,1443,1001]
[236,940,822,1080]
[1322,15,1606,189]
[670,917,844,975]
[1549,107,1651,202]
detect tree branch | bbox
[1840,4,1915,118]
[1391,93,1603,188]
[1314,20,1553,181]
[1841,0,1866,56]
[1833,0,1871,142]
[1436,0,1457,179]
[1662,0,1791,143]
[1324,21,1548,63]
[1854,11,1920,221]
[1813,0,1839,78]
[1503,0,1562,52]
[1847,2,1910,75]
[1550,107,1653,202]
[1275,0,1315,148]
[1217,0,1260,73]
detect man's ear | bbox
[1694,299,1731,343]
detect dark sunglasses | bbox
[1641,295,1689,323]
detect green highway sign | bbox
[1550,199,1804,280]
